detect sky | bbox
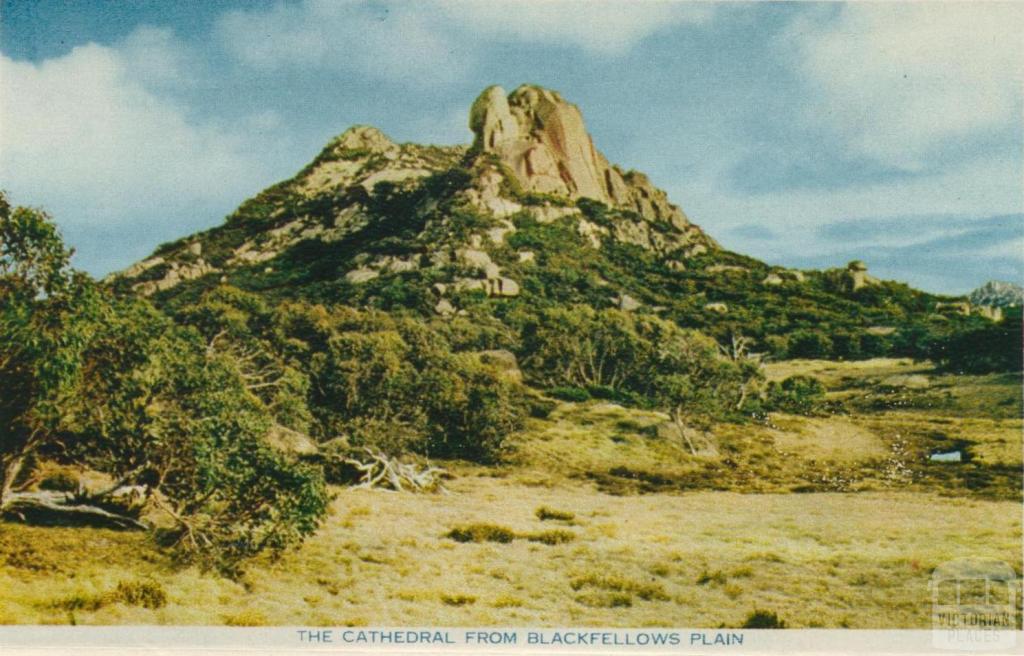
[1,0,1022,295]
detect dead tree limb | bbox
[2,490,148,531]
[343,448,446,493]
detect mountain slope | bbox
[111,84,988,359]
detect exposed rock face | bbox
[470,85,690,229]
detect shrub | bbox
[446,523,516,544]
[113,581,167,609]
[570,573,669,601]
[441,594,476,606]
[767,375,826,415]
[527,397,558,419]
[742,609,787,629]
[535,506,575,522]
[549,386,591,402]
[524,529,576,545]
[930,321,1023,373]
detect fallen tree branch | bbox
[1,490,148,531]
[343,448,446,493]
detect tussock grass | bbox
[535,506,575,522]
[445,524,515,544]
[570,573,669,602]
[440,594,476,606]
[524,530,576,545]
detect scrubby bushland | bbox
[519,305,762,423]
[928,317,1023,374]
[1,194,327,572]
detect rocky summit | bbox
[470,85,690,231]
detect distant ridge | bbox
[969,280,1024,307]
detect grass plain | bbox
[1,359,1021,628]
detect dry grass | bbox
[0,358,1020,628]
[1,482,1020,628]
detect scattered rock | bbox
[934,301,971,316]
[617,294,641,311]
[120,256,165,279]
[434,299,456,316]
[781,270,806,282]
[478,349,522,382]
[517,251,536,264]
[345,268,380,284]
[487,277,520,297]
[707,264,748,274]
[528,204,580,223]
[577,219,607,248]
[458,248,493,271]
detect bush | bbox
[441,593,476,606]
[787,331,833,359]
[113,581,167,609]
[929,321,1023,373]
[742,609,787,629]
[767,375,826,415]
[446,523,516,543]
[549,386,591,402]
[524,529,576,545]
[535,506,575,522]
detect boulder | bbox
[457,248,493,271]
[487,277,520,297]
[704,302,728,314]
[617,294,642,311]
[345,268,380,284]
[478,349,523,382]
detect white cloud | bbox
[0,35,274,228]
[215,0,472,84]
[216,0,712,80]
[785,3,1024,169]
[440,0,715,54]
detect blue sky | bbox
[1,1,1021,294]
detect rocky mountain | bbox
[111,84,980,359]
[115,84,712,299]
[969,280,1024,307]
